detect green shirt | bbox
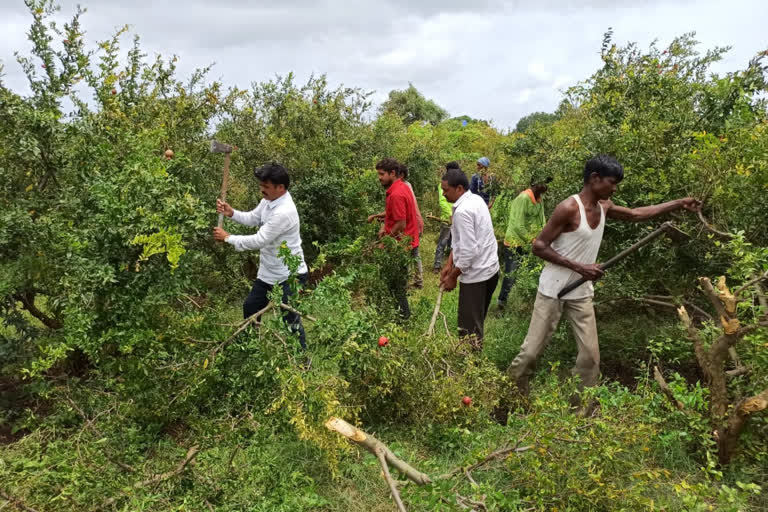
[438,184,452,221]
[504,190,546,248]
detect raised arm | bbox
[532,199,604,281]
[604,197,700,222]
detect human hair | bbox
[441,168,470,190]
[255,162,290,189]
[445,161,461,170]
[375,158,400,175]
[583,155,624,184]
[531,183,548,196]
[398,163,409,180]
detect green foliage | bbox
[379,83,448,125]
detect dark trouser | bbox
[243,273,308,350]
[498,246,526,304]
[458,272,499,350]
[388,264,411,321]
[411,246,423,288]
[433,225,452,270]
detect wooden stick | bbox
[426,286,444,336]
[99,446,200,510]
[376,448,408,512]
[217,152,231,229]
[426,215,450,225]
[325,417,432,485]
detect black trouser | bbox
[243,273,308,350]
[458,272,499,350]
[498,246,526,304]
[433,225,452,270]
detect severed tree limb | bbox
[279,303,317,322]
[376,448,408,512]
[697,210,734,240]
[719,388,768,465]
[700,278,728,320]
[426,286,444,336]
[209,303,274,361]
[437,432,533,480]
[653,366,684,410]
[325,417,432,485]
[98,445,200,510]
[0,490,41,512]
[726,366,750,378]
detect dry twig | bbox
[0,490,41,512]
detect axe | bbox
[558,221,690,299]
[210,140,233,228]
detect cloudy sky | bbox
[1,0,766,130]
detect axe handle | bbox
[557,224,667,299]
[217,152,231,229]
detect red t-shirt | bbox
[385,179,420,248]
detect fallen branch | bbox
[437,431,532,480]
[698,210,734,240]
[376,448,408,512]
[653,366,684,410]
[0,489,41,512]
[210,303,273,360]
[426,286,444,336]
[440,311,451,338]
[279,303,317,322]
[99,445,200,510]
[726,366,750,378]
[66,397,136,473]
[325,417,432,485]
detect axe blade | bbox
[210,140,233,154]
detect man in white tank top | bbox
[507,155,700,413]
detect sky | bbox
[1,0,766,130]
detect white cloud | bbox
[1,0,766,129]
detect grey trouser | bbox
[508,291,600,390]
[411,246,423,287]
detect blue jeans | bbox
[498,246,525,304]
[433,225,452,270]
[243,273,308,350]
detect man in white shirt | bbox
[213,163,309,350]
[439,167,500,350]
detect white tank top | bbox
[538,194,605,300]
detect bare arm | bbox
[389,219,406,237]
[532,200,604,281]
[605,197,700,222]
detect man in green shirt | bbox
[496,181,549,307]
[433,161,458,271]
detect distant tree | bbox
[514,111,558,133]
[380,84,448,125]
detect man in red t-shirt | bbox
[375,158,420,320]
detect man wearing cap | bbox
[471,157,494,207]
[214,162,310,350]
[496,180,549,308]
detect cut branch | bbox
[325,417,432,485]
[697,210,734,240]
[376,448,408,512]
[98,445,200,510]
[653,366,684,410]
[210,303,274,360]
[279,303,317,322]
[677,306,709,375]
[437,432,533,480]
